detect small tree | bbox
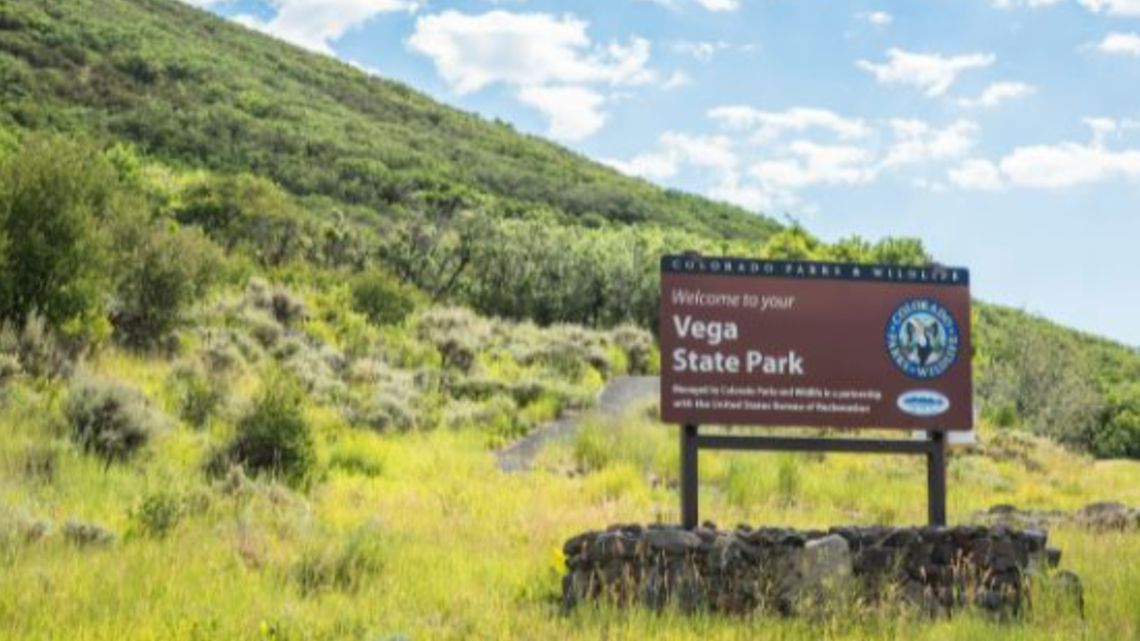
[0,136,118,343]
[1089,385,1140,459]
[350,271,420,326]
[111,223,222,349]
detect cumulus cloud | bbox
[603,132,737,181]
[751,142,873,190]
[408,11,653,94]
[708,106,870,142]
[407,11,656,140]
[999,143,1140,188]
[948,119,1140,190]
[858,49,995,97]
[880,119,979,169]
[1093,32,1140,56]
[608,107,983,212]
[515,86,609,141]
[957,82,1036,109]
[947,159,1004,191]
[235,0,422,55]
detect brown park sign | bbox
[660,255,973,431]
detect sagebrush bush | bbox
[611,324,656,375]
[0,313,74,380]
[212,373,316,488]
[245,278,307,326]
[354,387,418,432]
[415,307,487,372]
[65,373,160,465]
[168,364,226,428]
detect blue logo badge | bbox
[897,390,951,417]
[886,298,960,379]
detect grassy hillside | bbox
[0,1,1140,639]
[0,0,778,241]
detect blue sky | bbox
[187,0,1140,346]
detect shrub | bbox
[168,364,226,428]
[0,136,118,342]
[1088,385,1140,459]
[111,223,221,349]
[213,374,316,488]
[0,313,73,380]
[174,175,313,267]
[65,373,160,465]
[415,308,487,372]
[611,324,656,375]
[127,490,183,539]
[62,520,116,547]
[350,270,419,326]
[354,387,418,432]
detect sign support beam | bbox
[679,426,948,529]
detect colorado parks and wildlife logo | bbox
[886,298,960,379]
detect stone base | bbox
[562,524,1077,617]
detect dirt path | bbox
[495,376,659,473]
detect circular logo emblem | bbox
[886,298,960,379]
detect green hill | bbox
[1,2,1140,639]
[0,0,777,241]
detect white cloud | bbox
[1093,32,1140,56]
[708,176,776,211]
[516,85,608,141]
[948,159,1004,191]
[751,142,873,189]
[637,0,741,12]
[1000,143,1140,188]
[673,41,730,61]
[994,0,1140,15]
[180,0,235,6]
[662,71,692,90]
[408,11,654,94]
[407,11,658,140]
[949,121,1140,191]
[858,49,995,97]
[1079,0,1140,16]
[858,11,894,27]
[708,106,870,142]
[237,0,421,55]
[605,131,737,180]
[880,119,979,168]
[604,152,679,180]
[958,81,1036,109]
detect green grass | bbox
[3,383,1140,640]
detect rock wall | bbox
[562,524,1077,616]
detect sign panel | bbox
[660,255,973,430]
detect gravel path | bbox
[495,376,659,473]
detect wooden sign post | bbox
[660,256,970,529]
